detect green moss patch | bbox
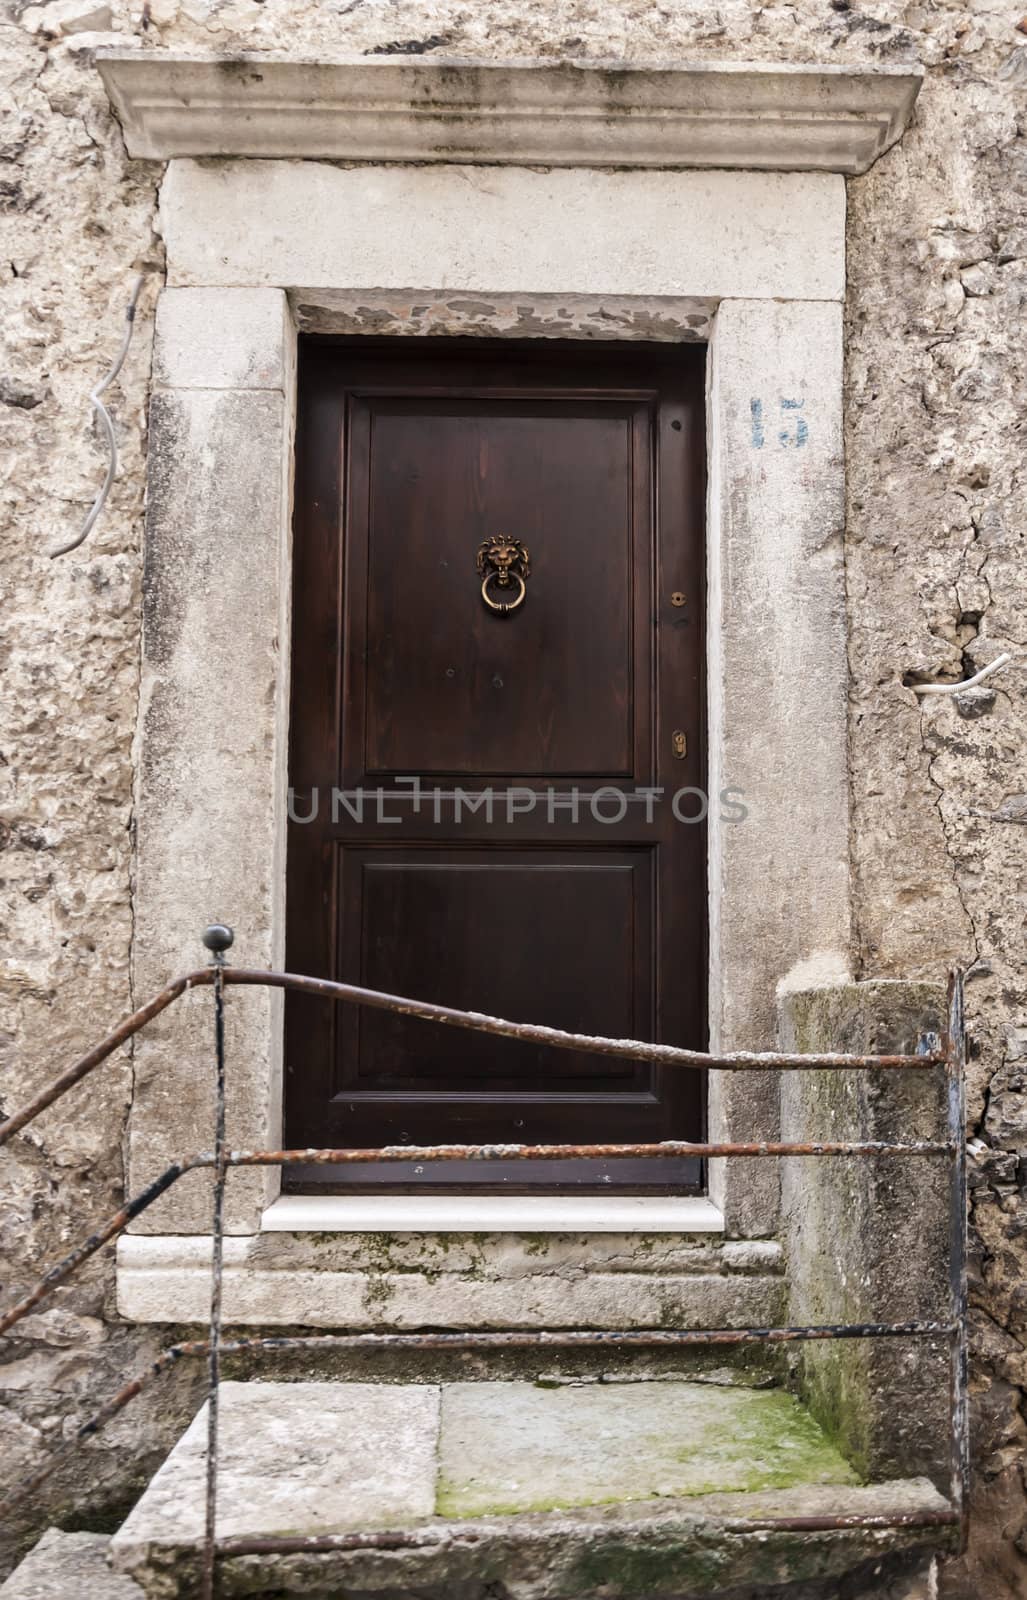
[436,1379,858,1519]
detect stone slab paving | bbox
[437,1379,859,1517]
[114,1376,861,1552]
[0,1531,143,1598]
[113,1381,440,1547]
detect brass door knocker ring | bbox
[477,536,531,616]
[481,568,526,614]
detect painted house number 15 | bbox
[750,397,808,449]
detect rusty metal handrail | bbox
[0,966,944,1152]
[0,934,968,1599]
[0,970,214,1147]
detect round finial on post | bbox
[202,924,234,962]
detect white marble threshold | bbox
[259,1193,726,1235]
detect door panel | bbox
[360,404,638,778]
[344,849,650,1093]
[285,340,707,1191]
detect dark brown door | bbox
[285,340,706,1190]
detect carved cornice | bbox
[97,52,922,174]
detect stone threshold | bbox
[115,1230,783,1328]
[260,1193,725,1234]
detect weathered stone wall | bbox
[2,1,1025,1595]
[1,3,177,1570]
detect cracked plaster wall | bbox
[1,0,1026,1595]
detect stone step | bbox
[0,1530,143,1599]
[108,1379,954,1599]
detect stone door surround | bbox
[96,56,920,1270]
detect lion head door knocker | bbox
[476,536,531,616]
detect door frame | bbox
[127,162,851,1249]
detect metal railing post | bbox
[201,924,234,1600]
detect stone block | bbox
[779,980,951,1483]
[0,1531,142,1598]
[107,1377,950,1599]
[153,288,294,393]
[21,0,112,35]
[160,160,845,303]
[115,1231,786,1330]
[706,298,850,1236]
[131,386,293,1232]
[112,1382,439,1550]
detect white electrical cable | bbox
[911,652,1013,696]
[50,274,145,559]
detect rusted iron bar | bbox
[724,1509,960,1533]
[206,1323,958,1353]
[227,1139,954,1165]
[0,963,945,1153]
[0,968,213,1147]
[217,1507,960,1558]
[219,1528,482,1556]
[945,970,970,1555]
[0,1156,207,1338]
[222,966,944,1072]
[211,1324,953,1350]
[0,1131,950,1343]
[202,963,228,1600]
[0,940,967,1572]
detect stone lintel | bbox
[158,161,846,304]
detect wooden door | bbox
[285,340,706,1190]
